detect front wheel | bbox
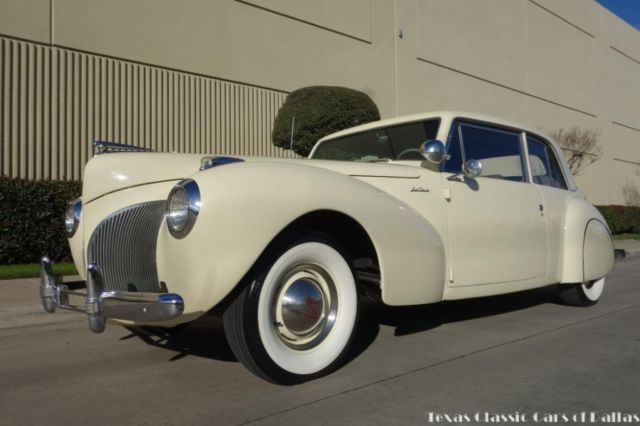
[557,277,605,307]
[223,238,359,384]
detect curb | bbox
[613,239,640,260]
[614,248,640,259]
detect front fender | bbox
[156,162,445,316]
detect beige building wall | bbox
[0,38,291,181]
[0,0,638,205]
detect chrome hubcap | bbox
[281,279,325,335]
[273,264,337,350]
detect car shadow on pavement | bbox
[369,284,560,336]
[124,314,237,362]
[123,284,560,368]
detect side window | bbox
[443,122,526,182]
[526,137,568,189]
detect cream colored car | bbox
[40,111,614,384]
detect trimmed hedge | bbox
[272,86,380,157]
[596,205,640,234]
[0,177,81,264]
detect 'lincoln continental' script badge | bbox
[410,186,430,192]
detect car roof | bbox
[313,110,577,191]
[317,110,553,143]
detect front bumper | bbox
[39,256,184,333]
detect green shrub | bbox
[596,205,640,234]
[272,86,380,157]
[0,177,81,264]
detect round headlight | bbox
[166,179,200,238]
[65,198,82,237]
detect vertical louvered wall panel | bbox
[0,36,294,181]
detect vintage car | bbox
[40,111,614,384]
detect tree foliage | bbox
[549,126,602,175]
[272,86,380,157]
[623,166,640,206]
[623,181,640,207]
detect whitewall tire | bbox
[558,277,605,307]
[223,236,359,384]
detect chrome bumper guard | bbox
[39,256,184,333]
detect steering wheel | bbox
[395,148,423,160]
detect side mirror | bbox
[420,140,446,164]
[462,159,483,178]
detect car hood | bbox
[82,153,421,203]
[82,153,203,202]
[237,157,422,178]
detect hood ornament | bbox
[200,156,245,171]
[94,141,154,155]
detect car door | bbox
[442,121,547,287]
[525,134,573,278]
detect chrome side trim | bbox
[40,257,184,334]
[94,140,154,155]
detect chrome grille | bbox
[87,201,165,293]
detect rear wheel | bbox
[558,277,605,307]
[223,237,358,384]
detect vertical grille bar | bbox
[87,201,166,293]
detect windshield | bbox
[311,119,440,162]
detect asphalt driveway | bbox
[1,256,639,425]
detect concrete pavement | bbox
[1,257,639,425]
